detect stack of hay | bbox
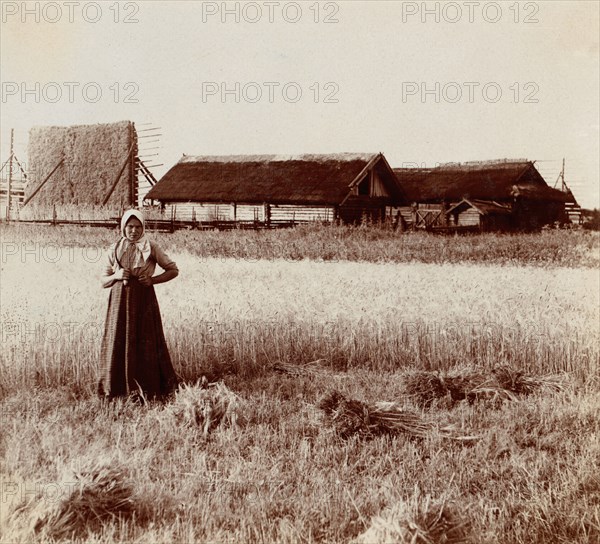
[27,121,134,207]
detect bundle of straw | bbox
[13,459,135,541]
[492,365,566,395]
[404,366,566,407]
[403,371,448,407]
[170,380,242,435]
[403,370,488,406]
[444,373,488,402]
[317,391,432,439]
[353,496,472,544]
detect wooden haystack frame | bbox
[145,153,405,225]
[393,160,568,231]
[21,121,158,211]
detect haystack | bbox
[27,121,135,206]
[353,496,472,544]
[170,380,243,435]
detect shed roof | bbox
[146,153,402,205]
[447,199,512,216]
[393,160,567,203]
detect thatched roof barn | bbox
[393,160,569,230]
[394,160,566,203]
[146,153,405,224]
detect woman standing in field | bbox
[98,209,179,401]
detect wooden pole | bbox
[139,160,157,185]
[12,154,28,179]
[101,143,135,206]
[130,123,137,206]
[21,158,64,207]
[0,155,12,174]
[7,129,14,213]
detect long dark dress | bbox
[98,241,178,399]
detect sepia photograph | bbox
[1,1,599,542]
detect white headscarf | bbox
[116,209,151,269]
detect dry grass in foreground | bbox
[352,493,472,544]
[1,370,598,544]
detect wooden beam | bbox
[12,154,28,180]
[129,122,137,206]
[7,130,14,210]
[21,158,64,207]
[138,160,158,185]
[0,154,12,174]
[101,143,135,206]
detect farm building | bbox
[393,160,569,231]
[145,153,405,225]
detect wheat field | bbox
[1,225,599,543]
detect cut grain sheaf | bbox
[403,365,567,407]
[4,458,135,541]
[317,390,478,441]
[26,121,135,206]
[169,380,243,435]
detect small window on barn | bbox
[357,175,370,196]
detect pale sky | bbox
[1,0,598,207]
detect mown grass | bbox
[2,374,599,543]
[1,222,598,267]
[0,227,598,543]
